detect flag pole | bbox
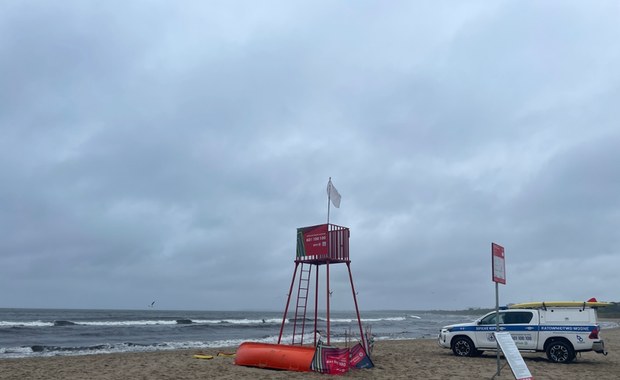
[327,177,331,225]
[326,177,332,345]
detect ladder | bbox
[291,263,312,345]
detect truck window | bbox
[480,313,504,325]
[504,312,533,324]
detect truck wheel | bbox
[452,336,476,357]
[546,340,575,363]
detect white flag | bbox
[327,179,341,208]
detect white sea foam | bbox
[316,316,406,323]
[0,316,408,328]
[0,318,285,328]
[0,321,53,328]
[193,318,281,325]
[78,320,178,326]
[362,317,407,322]
[0,346,34,355]
[601,321,620,329]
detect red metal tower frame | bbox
[277,223,367,353]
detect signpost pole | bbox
[491,242,506,378]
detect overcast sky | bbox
[1,1,619,312]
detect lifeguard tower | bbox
[277,222,369,354]
[235,179,372,373]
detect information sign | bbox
[494,332,533,380]
[492,243,506,284]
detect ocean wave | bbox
[53,320,77,326]
[78,320,179,326]
[362,317,407,322]
[196,318,282,325]
[0,309,464,359]
[0,318,285,328]
[0,346,33,356]
[0,314,426,334]
[0,337,291,359]
[601,321,620,329]
[0,321,54,328]
[0,331,367,359]
[0,341,209,359]
[313,316,407,323]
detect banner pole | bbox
[327,177,331,225]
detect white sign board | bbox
[494,332,533,380]
[492,243,506,284]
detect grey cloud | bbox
[1,1,619,310]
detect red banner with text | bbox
[299,224,329,256]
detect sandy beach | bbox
[1,322,618,380]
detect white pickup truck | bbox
[438,305,608,363]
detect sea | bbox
[0,308,478,359]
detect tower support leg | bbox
[313,264,319,345]
[278,261,299,344]
[326,261,331,345]
[347,262,367,354]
